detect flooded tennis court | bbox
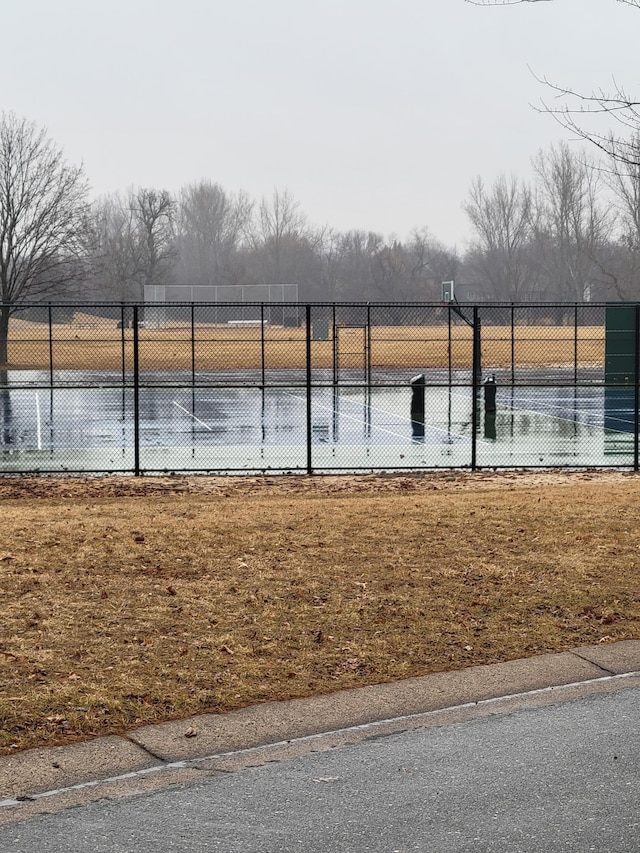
[0,367,635,474]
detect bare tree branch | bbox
[467,0,640,169]
[463,174,537,299]
[465,1,553,6]
[132,188,177,299]
[466,1,638,6]
[175,181,252,287]
[0,111,89,362]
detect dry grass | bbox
[3,318,606,371]
[0,471,639,755]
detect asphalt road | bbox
[2,683,638,853]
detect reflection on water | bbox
[602,386,637,458]
[0,370,12,446]
[604,387,635,433]
[0,368,638,471]
[484,413,496,442]
[411,420,425,441]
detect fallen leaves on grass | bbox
[0,471,638,754]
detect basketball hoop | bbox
[441,281,454,304]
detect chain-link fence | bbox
[0,301,637,474]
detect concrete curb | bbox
[2,640,639,802]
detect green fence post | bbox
[133,304,140,476]
[634,303,639,472]
[471,306,480,471]
[48,304,54,390]
[306,304,312,475]
[511,303,515,384]
[261,303,266,388]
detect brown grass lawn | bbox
[3,319,606,371]
[0,471,639,755]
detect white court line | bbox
[172,401,213,431]
[336,393,469,441]
[286,392,468,443]
[35,392,42,450]
[494,399,604,429]
[449,387,607,432]
[285,392,408,442]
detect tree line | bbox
[84,183,462,305]
[464,139,640,302]
[2,110,640,335]
[463,0,640,301]
[85,141,640,305]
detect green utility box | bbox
[604,304,637,434]
[605,304,637,385]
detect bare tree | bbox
[531,143,612,300]
[132,188,177,299]
[87,188,177,303]
[175,181,252,287]
[606,134,640,243]
[463,174,536,299]
[327,230,385,301]
[598,133,640,297]
[238,188,323,295]
[0,112,89,362]
[360,230,460,302]
[466,0,640,169]
[407,228,461,299]
[88,192,143,301]
[254,188,308,273]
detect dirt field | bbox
[1,470,638,755]
[2,318,605,371]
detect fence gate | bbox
[334,323,371,384]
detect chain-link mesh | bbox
[0,301,636,474]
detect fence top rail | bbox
[2,300,638,309]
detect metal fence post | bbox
[332,303,337,386]
[306,304,313,475]
[366,303,372,386]
[118,304,127,426]
[574,304,579,384]
[634,303,639,472]
[471,306,480,471]
[120,304,126,413]
[48,304,54,390]
[260,303,266,388]
[190,303,196,415]
[447,304,452,385]
[510,303,515,384]
[133,304,140,476]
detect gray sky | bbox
[4,0,639,247]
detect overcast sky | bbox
[4,0,639,248]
